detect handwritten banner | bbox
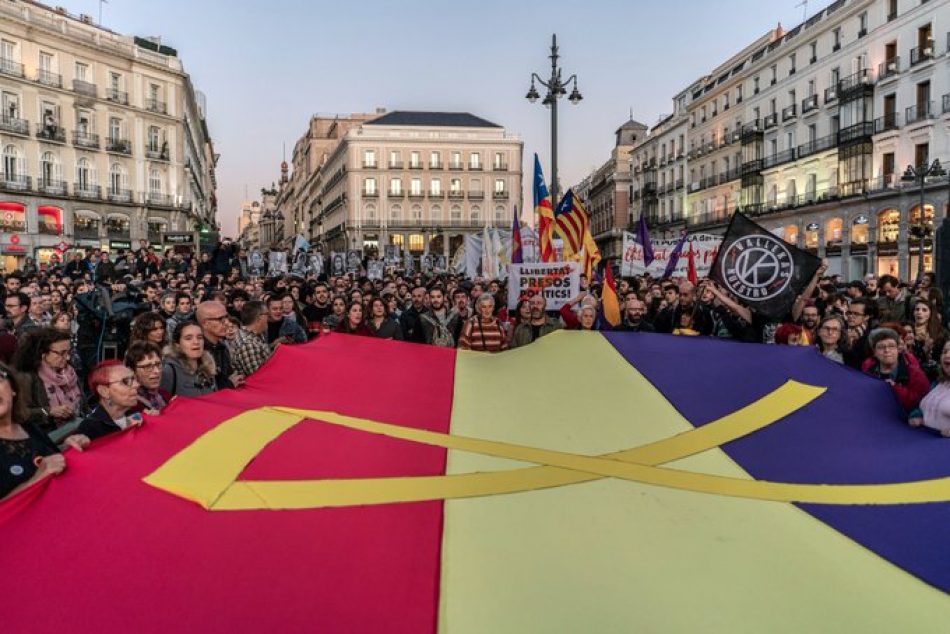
[506,261,579,310]
[621,232,722,278]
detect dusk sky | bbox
[74,0,821,236]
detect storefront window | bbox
[0,201,26,233]
[805,223,819,248]
[783,224,798,245]
[877,209,900,242]
[851,216,869,244]
[37,205,62,235]
[389,234,404,248]
[408,234,424,253]
[909,204,934,232]
[824,218,843,244]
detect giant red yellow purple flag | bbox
[3,332,950,632]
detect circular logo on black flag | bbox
[720,235,793,302]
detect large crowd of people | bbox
[2,238,949,501]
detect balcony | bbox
[36,126,67,144]
[905,102,935,125]
[37,179,68,196]
[468,164,483,171]
[763,113,778,129]
[74,225,100,240]
[467,190,484,200]
[910,45,934,67]
[362,162,377,169]
[35,69,62,88]
[0,115,29,136]
[107,188,133,203]
[740,120,762,141]
[145,99,167,114]
[73,131,100,148]
[72,79,96,98]
[873,112,901,134]
[429,162,442,170]
[762,149,796,170]
[146,192,175,207]
[448,163,463,171]
[878,57,901,81]
[361,188,378,197]
[492,191,509,199]
[106,137,132,155]
[145,145,169,161]
[838,121,875,144]
[428,190,445,199]
[408,191,425,200]
[408,163,423,170]
[824,86,838,103]
[74,184,101,200]
[388,162,403,169]
[797,134,837,158]
[838,69,874,97]
[0,58,24,77]
[781,105,797,122]
[801,95,819,114]
[493,163,508,171]
[0,175,31,192]
[387,190,405,198]
[740,159,763,175]
[106,89,129,105]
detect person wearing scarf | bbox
[12,328,84,434]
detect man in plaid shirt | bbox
[227,300,273,378]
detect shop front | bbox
[164,231,196,254]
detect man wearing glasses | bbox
[843,297,876,369]
[196,300,244,389]
[5,292,38,342]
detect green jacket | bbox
[511,317,562,348]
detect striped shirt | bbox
[458,317,508,353]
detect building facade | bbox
[583,118,644,259]
[636,0,949,280]
[296,111,523,260]
[0,1,217,269]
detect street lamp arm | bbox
[531,72,552,89]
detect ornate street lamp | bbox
[902,159,946,283]
[526,34,582,205]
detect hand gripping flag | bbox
[533,154,556,262]
[6,333,950,632]
[710,212,820,320]
[510,206,523,265]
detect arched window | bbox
[364,204,376,221]
[389,204,401,221]
[470,205,481,223]
[109,163,127,194]
[910,204,934,233]
[411,204,422,221]
[783,224,799,245]
[148,168,163,194]
[851,215,869,245]
[76,157,95,189]
[40,151,61,184]
[877,209,900,242]
[450,205,462,222]
[2,145,21,180]
[786,179,797,204]
[494,205,505,224]
[825,217,843,244]
[430,205,442,222]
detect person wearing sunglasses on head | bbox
[63,360,144,450]
[0,361,65,501]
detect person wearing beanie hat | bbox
[864,327,930,414]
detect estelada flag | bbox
[533,154,556,262]
[4,333,950,632]
[602,262,621,326]
[710,212,820,320]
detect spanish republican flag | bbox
[3,333,950,632]
[533,154,556,262]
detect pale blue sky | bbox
[72,0,821,235]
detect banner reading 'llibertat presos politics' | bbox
[621,232,722,277]
[506,261,579,310]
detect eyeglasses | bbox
[108,375,139,388]
[135,361,162,372]
[45,347,72,358]
[875,343,899,351]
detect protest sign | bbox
[621,232,721,278]
[367,260,385,280]
[506,261,579,310]
[330,252,346,276]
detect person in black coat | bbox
[64,360,143,449]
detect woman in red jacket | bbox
[864,327,930,414]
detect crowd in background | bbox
[2,238,949,501]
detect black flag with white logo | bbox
[710,212,821,320]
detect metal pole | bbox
[549,34,559,206]
[918,174,926,283]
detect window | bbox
[39,51,53,73]
[470,206,481,223]
[430,179,441,195]
[808,124,817,143]
[832,28,841,50]
[789,53,796,75]
[494,205,505,224]
[363,150,376,167]
[110,72,121,93]
[450,205,462,221]
[149,83,160,102]
[389,204,401,221]
[148,169,163,194]
[109,163,127,193]
[915,143,929,169]
[753,76,760,93]
[364,178,377,195]
[450,151,461,168]
[494,179,505,193]
[450,178,462,193]
[76,157,94,189]
[75,61,88,82]
[882,153,895,183]
[389,150,400,168]
[807,79,816,97]
[831,67,840,87]
[770,65,777,84]
[39,151,60,183]
[148,126,161,152]
[429,151,440,168]
[887,0,897,20]
[410,178,422,195]
[2,92,19,119]
[810,41,817,63]
[858,12,868,37]
[109,117,121,141]
[410,151,420,168]
[2,144,20,179]
[494,152,505,168]
[0,40,16,63]
[411,205,422,221]
[430,205,442,221]
[389,177,402,195]
[469,153,481,169]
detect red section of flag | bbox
[0,335,455,633]
[687,240,698,284]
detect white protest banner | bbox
[621,232,722,278]
[506,261,579,310]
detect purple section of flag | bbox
[511,206,523,264]
[636,212,655,267]
[662,233,688,278]
[603,331,950,594]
